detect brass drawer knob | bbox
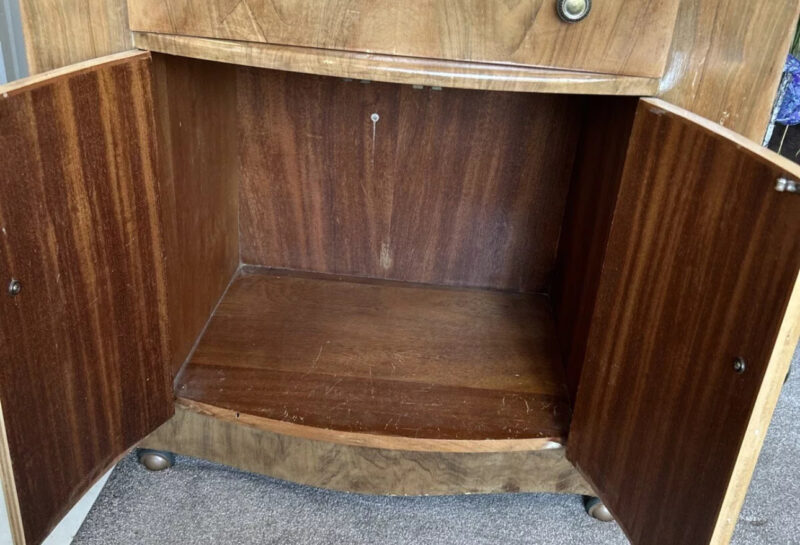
[557,0,592,22]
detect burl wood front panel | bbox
[128,0,680,78]
[238,68,581,293]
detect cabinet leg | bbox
[583,495,614,522]
[137,448,175,471]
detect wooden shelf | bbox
[133,32,660,96]
[175,267,571,452]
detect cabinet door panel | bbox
[567,99,800,545]
[0,51,172,545]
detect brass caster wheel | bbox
[137,449,175,471]
[584,496,614,522]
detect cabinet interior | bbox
[157,53,639,448]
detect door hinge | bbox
[776,177,800,193]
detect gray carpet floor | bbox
[74,344,800,545]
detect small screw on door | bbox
[7,279,21,297]
[733,357,746,374]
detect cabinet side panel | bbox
[0,403,24,545]
[0,52,173,545]
[658,0,799,142]
[551,96,637,400]
[19,0,132,74]
[151,53,240,375]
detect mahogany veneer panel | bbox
[127,0,680,78]
[552,96,637,400]
[176,268,571,443]
[567,99,800,545]
[238,69,580,293]
[0,52,173,545]
[151,54,240,374]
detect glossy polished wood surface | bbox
[141,402,592,496]
[552,96,637,400]
[659,0,800,141]
[0,52,173,545]
[128,0,680,78]
[239,68,580,292]
[151,54,241,374]
[133,32,661,96]
[19,0,131,73]
[568,99,800,545]
[176,268,571,445]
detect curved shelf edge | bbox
[133,31,659,96]
[141,402,592,496]
[177,398,565,453]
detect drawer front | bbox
[128,0,680,78]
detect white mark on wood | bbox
[1,227,6,236]
[370,112,380,168]
[380,241,393,270]
[313,345,324,366]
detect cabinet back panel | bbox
[238,68,581,293]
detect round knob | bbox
[7,279,20,297]
[557,0,592,22]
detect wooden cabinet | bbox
[2,3,799,545]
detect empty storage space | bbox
[161,54,638,449]
[176,268,570,447]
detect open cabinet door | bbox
[0,51,173,545]
[567,98,800,545]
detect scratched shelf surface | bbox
[175,267,571,448]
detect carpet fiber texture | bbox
[74,345,800,545]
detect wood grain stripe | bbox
[568,99,800,545]
[0,52,173,545]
